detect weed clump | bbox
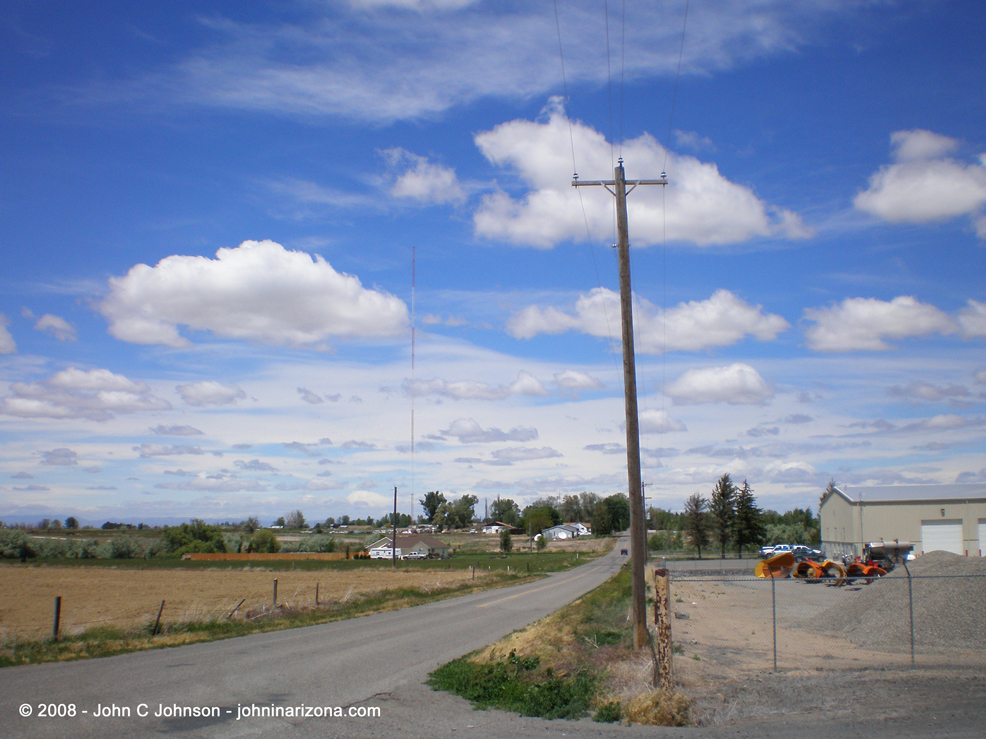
[621,689,691,726]
[428,650,594,720]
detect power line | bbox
[410,245,416,524]
[663,0,690,171]
[554,0,620,357]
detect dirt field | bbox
[0,564,488,640]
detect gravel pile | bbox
[809,551,986,651]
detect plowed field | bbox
[0,565,484,639]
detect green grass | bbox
[2,549,597,573]
[429,566,635,722]
[428,650,596,720]
[429,564,692,726]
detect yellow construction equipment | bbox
[754,551,795,578]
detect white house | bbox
[366,534,450,559]
[542,524,581,541]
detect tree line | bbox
[649,474,821,558]
[419,491,631,536]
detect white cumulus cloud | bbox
[348,490,392,508]
[554,370,604,391]
[98,240,408,348]
[473,102,811,248]
[803,296,957,352]
[438,419,538,444]
[0,368,171,421]
[888,383,971,404]
[176,381,247,407]
[405,370,546,400]
[490,446,562,463]
[382,148,465,204]
[959,300,986,338]
[508,288,788,353]
[665,364,773,405]
[638,409,687,434]
[297,387,324,405]
[0,314,16,354]
[854,130,986,235]
[33,314,77,341]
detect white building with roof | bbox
[819,484,986,558]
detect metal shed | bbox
[819,483,986,558]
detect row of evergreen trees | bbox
[671,474,823,558]
[681,474,765,559]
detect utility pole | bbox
[573,159,667,651]
[392,486,398,568]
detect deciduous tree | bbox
[489,497,520,526]
[419,491,446,524]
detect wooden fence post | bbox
[52,596,61,640]
[315,582,319,606]
[273,578,278,609]
[227,598,246,620]
[152,600,165,636]
[654,568,674,692]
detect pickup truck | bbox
[759,543,792,558]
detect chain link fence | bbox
[663,568,986,679]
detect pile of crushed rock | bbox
[808,551,986,651]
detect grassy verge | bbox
[428,565,691,726]
[5,549,601,573]
[0,570,537,669]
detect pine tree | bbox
[682,493,709,559]
[709,473,737,559]
[733,480,766,557]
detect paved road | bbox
[0,544,629,739]
[4,544,983,739]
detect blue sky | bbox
[1,0,984,525]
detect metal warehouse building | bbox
[819,484,986,558]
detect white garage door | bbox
[921,520,963,555]
[979,520,986,557]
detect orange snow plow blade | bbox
[820,560,847,585]
[793,560,826,580]
[755,551,795,578]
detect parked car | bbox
[791,545,823,560]
[403,551,427,560]
[760,543,792,558]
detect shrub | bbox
[110,535,145,559]
[593,701,622,723]
[67,538,100,559]
[297,535,336,553]
[248,529,281,553]
[499,528,513,554]
[35,538,69,558]
[172,539,222,556]
[0,530,35,560]
[162,520,227,554]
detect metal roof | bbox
[835,483,986,503]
